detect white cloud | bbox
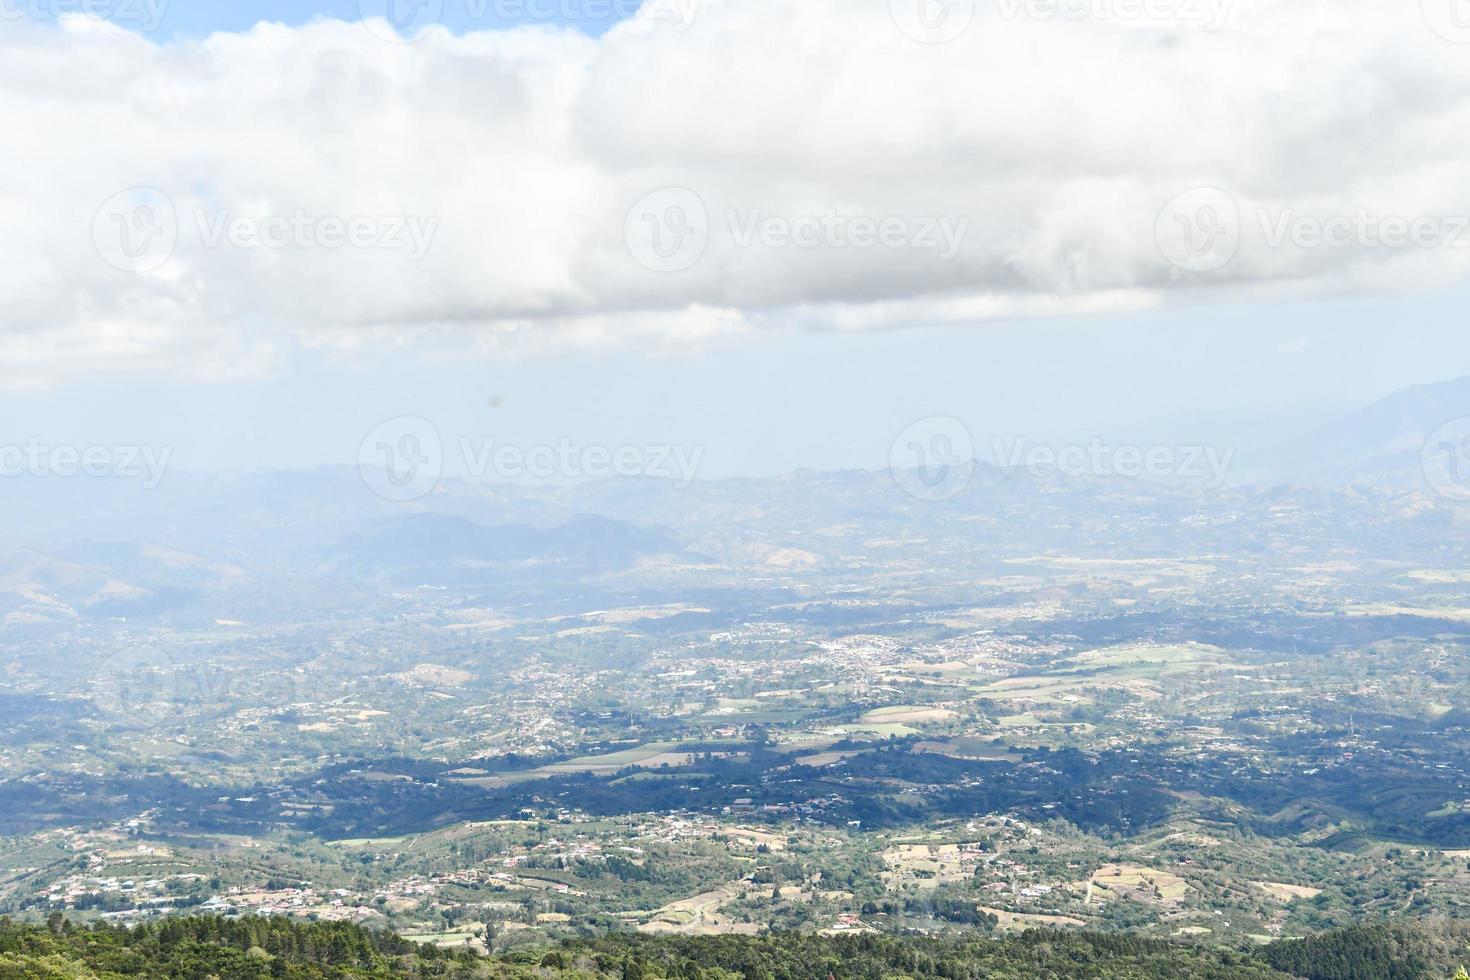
[3,0,1469,385]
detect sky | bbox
[5,286,1470,481]
[3,0,1470,481]
[3,0,639,38]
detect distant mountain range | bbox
[977,375,1470,491]
[1238,375,1470,488]
[334,513,692,585]
[1,375,1467,623]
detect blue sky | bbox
[5,285,1470,480]
[7,0,1470,482]
[28,0,636,39]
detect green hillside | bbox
[2,917,1470,980]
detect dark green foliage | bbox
[1,916,1467,980]
[0,915,486,979]
[1262,921,1470,980]
[569,929,1293,980]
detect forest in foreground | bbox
[2,916,1470,980]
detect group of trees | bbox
[0,915,484,979]
[1,915,1469,979]
[1263,922,1470,980]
